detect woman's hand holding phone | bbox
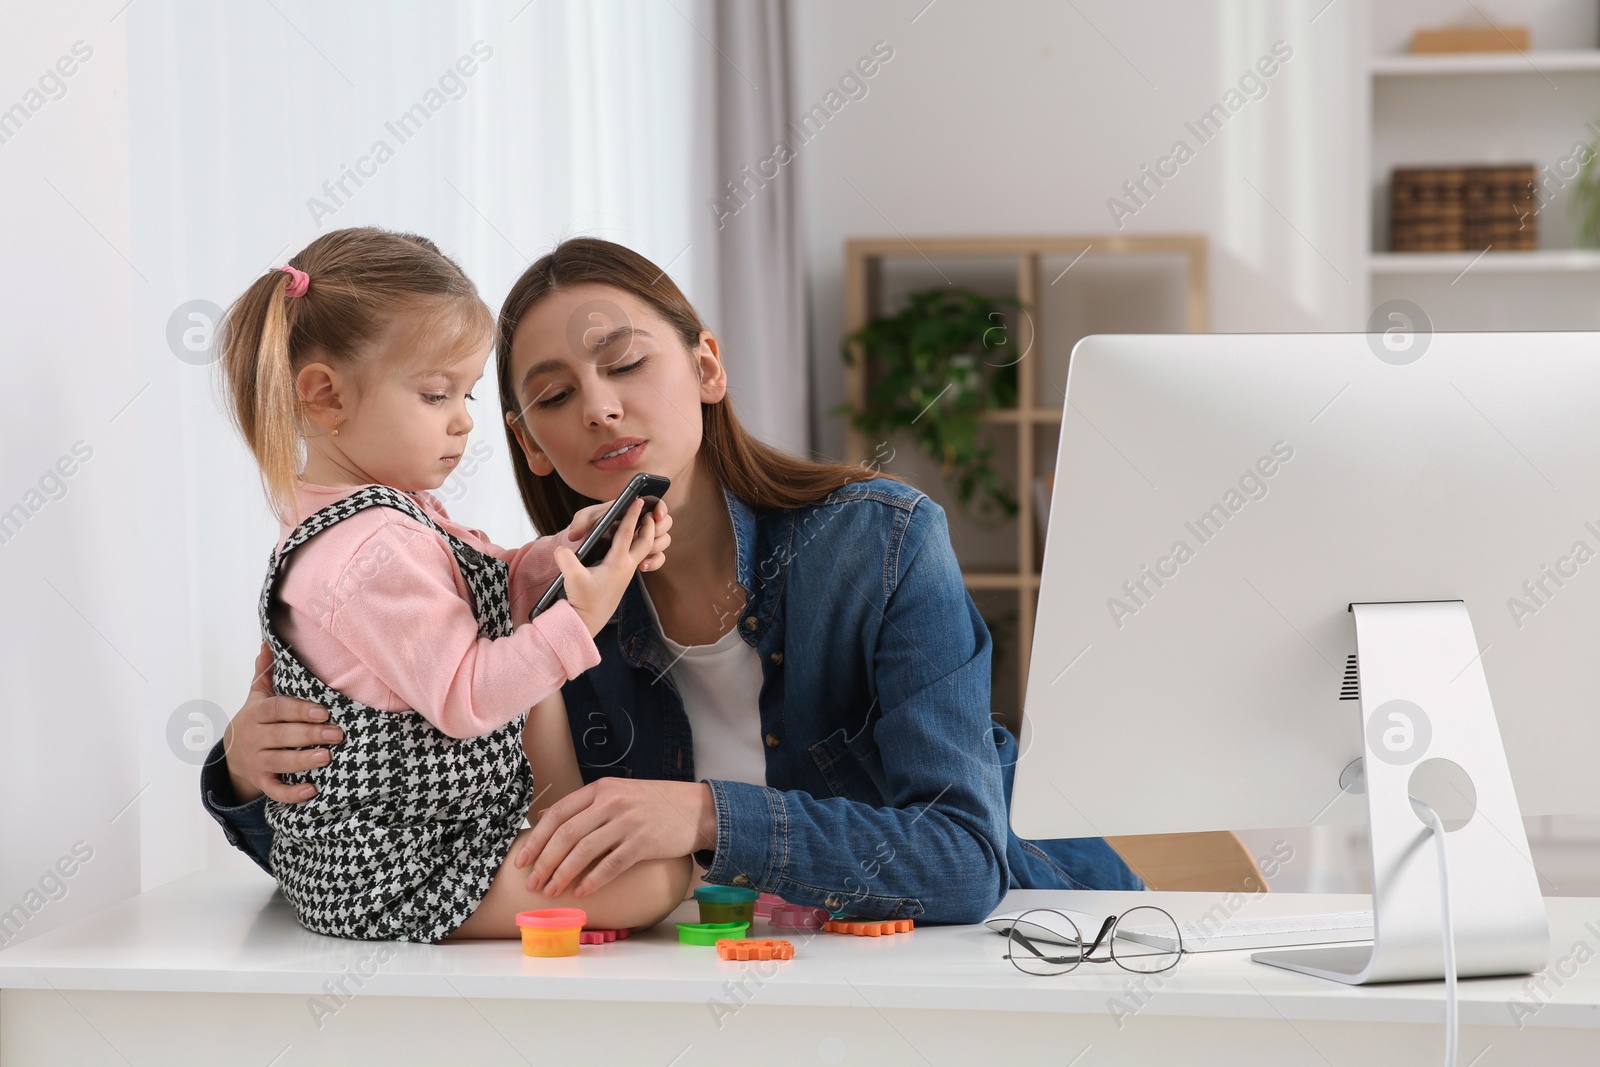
[553,498,671,636]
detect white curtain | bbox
[0,2,144,947]
[0,0,723,939]
[708,0,810,455]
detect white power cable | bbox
[1411,797,1457,1067]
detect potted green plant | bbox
[1577,137,1600,248]
[834,288,1023,524]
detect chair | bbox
[1105,831,1269,893]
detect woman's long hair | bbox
[496,237,902,533]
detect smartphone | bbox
[531,472,671,619]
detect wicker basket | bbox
[1390,165,1535,252]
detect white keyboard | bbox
[1116,910,1374,953]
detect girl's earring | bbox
[331,426,340,437]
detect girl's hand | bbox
[567,499,671,574]
[512,777,716,898]
[553,499,667,636]
[221,643,344,803]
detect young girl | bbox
[218,226,691,943]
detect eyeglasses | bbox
[1000,906,1185,976]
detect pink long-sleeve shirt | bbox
[270,481,601,738]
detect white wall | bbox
[791,0,1367,458]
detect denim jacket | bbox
[202,477,1139,923]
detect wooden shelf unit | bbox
[1361,4,1600,330]
[840,234,1207,734]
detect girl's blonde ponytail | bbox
[220,268,305,521]
[251,270,302,520]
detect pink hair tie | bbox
[279,265,310,298]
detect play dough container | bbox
[695,885,760,926]
[677,920,750,946]
[516,908,587,957]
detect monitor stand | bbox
[1253,601,1548,983]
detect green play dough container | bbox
[694,885,760,926]
[677,920,750,946]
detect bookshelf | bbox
[1362,7,1600,329]
[840,234,1208,735]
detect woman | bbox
[203,237,1140,925]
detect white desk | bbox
[2,871,1598,1065]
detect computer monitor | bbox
[1011,331,1600,982]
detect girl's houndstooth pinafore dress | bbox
[260,485,532,943]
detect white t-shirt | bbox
[638,580,768,787]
